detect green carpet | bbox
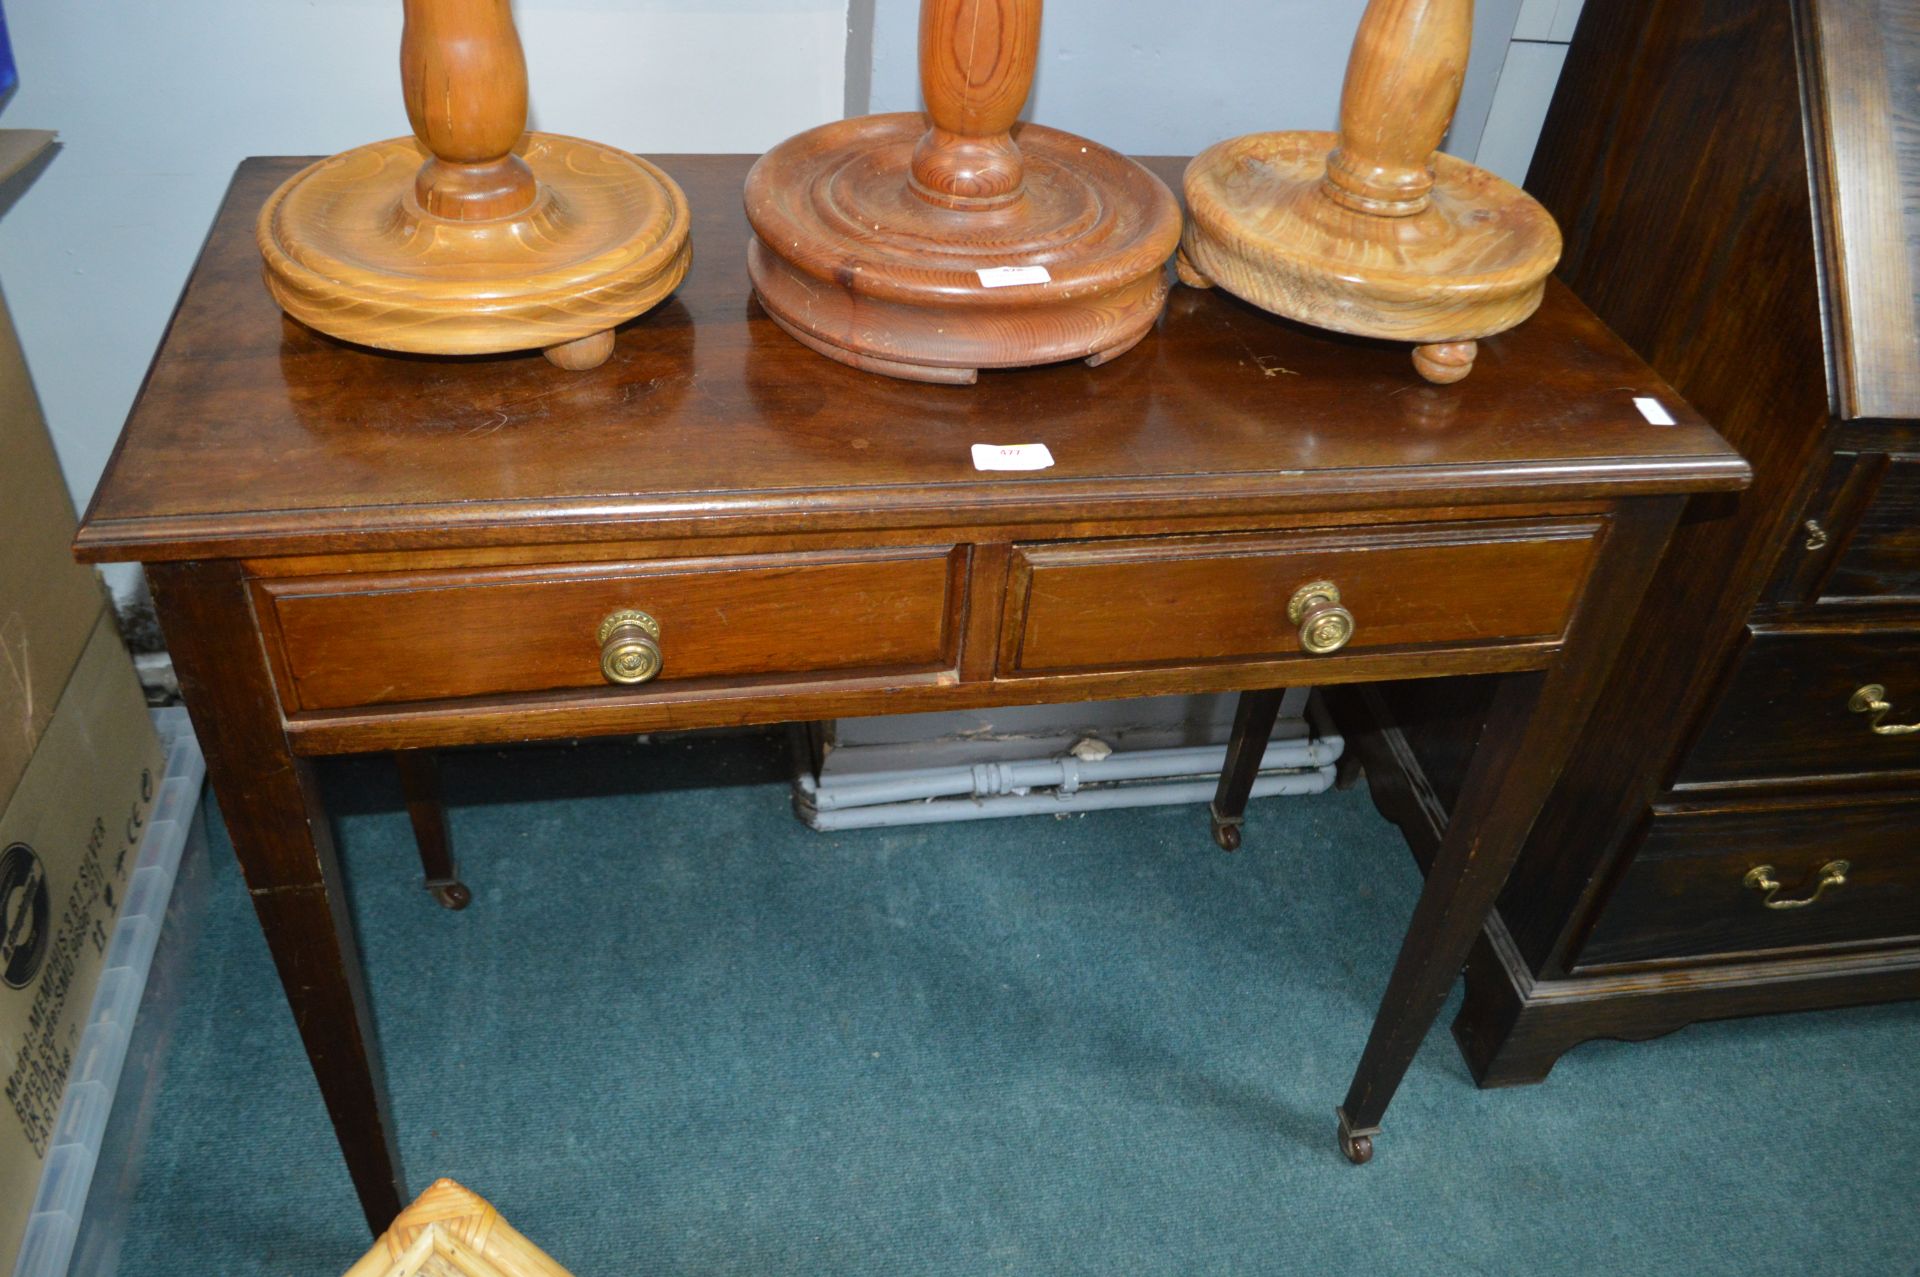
[118,732,1919,1274]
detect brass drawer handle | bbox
[598,609,662,685]
[1288,580,1355,655]
[1849,684,1920,736]
[1743,860,1849,910]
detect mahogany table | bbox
[76,156,1747,1231]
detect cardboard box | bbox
[0,129,101,815]
[0,124,167,1269]
[1,614,163,1267]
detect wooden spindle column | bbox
[1180,0,1561,385]
[259,0,691,370]
[745,0,1181,384]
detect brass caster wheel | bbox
[1336,1108,1379,1165]
[1210,817,1243,852]
[430,881,473,911]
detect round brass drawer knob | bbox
[1288,580,1355,656]
[597,609,662,686]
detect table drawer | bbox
[1000,519,1601,676]
[259,548,966,711]
[1575,797,1920,970]
[1677,626,1920,786]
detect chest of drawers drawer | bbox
[256,547,968,711]
[1676,625,1920,787]
[998,518,1604,677]
[1771,451,1920,605]
[1574,795,1920,971]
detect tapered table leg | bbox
[1209,688,1285,851]
[396,751,470,910]
[148,561,406,1233]
[1335,497,1685,1163]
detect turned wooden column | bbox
[1321,0,1471,217]
[908,0,1043,208]
[399,0,537,222]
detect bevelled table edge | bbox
[72,453,1751,564]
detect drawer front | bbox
[1576,798,1920,970]
[1677,626,1920,786]
[1000,519,1600,676]
[1826,455,1920,602]
[261,548,966,710]
[1771,452,1920,605]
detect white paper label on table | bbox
[972,443,1056,472]
[976,265,1053,288]
[1633,396,1677,426]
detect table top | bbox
[75,155,1747,564]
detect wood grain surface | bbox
[909,0,1043,206]
[1180,0,1560,383]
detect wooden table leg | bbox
[396,751,470,910]
[1334,497,1685,1163]
[1209,688,1285,851]
[148,562,406,1233]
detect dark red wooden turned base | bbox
[745,114,1180,384]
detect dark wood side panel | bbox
[1473,0,1839,973]
[1001,519,1601,676]
[1676,624,1920,786]
[1807,0,1920,419]
[260,547,966,710]
[1574,795,1920,970]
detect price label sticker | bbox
[1633,396,1677,426]
[972,443,1056,472]
[976,265,1053,288]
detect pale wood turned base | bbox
[1178,249,1480,384]
[1181,131,1560,385]
[259,133,691,364]
[745,114,1181,382]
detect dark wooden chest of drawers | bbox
[1334,0,1920,1084]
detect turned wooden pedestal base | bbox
[746,115,1178,384]
[1179,132,1557,386]
[260,134,691,369]
[1178,0,1560,385]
